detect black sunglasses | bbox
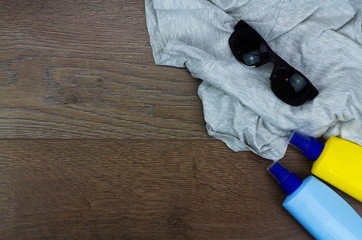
[229,20,318,106]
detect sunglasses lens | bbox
[271,68,314,106]
[289,73,307,93]
[243,50,260,65]
[229,23,268,66]
[241,43,269,66]
[271,69,307,94]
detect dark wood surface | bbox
[0,1,361,239]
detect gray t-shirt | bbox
[145,0,362,160]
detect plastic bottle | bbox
[289,131,362,202]
[268,161,362,240]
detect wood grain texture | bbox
[1,1,361,240]
[1,140,361,240]
[0,0,205,139]
[1,139,354,240]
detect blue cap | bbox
[268,161,302,195]
[289,131,324,161]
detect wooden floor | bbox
[0,1,360,239]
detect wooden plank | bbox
[0,1,206,139]
[0,140,360,239]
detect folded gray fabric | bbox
[145,0,362,160]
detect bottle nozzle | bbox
[268,161,302,195]
[289,131,324,161]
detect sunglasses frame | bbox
[229,20,318,106]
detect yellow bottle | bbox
[290,132,362,202]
